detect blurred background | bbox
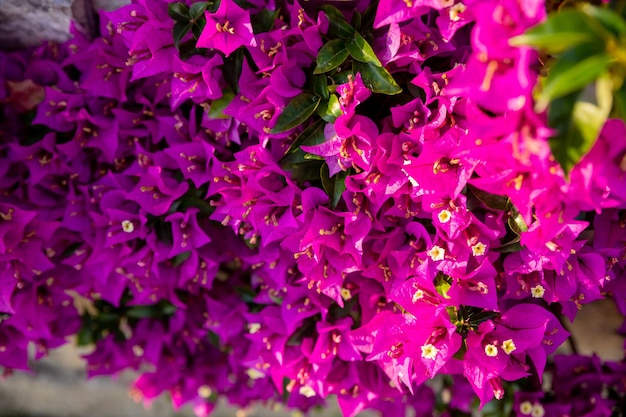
[0,297,621,417]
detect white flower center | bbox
[438,209,452,223]
[299,385,316,398]
[412,289,424,303]
[121,220,134,233]
[484,343,498,357]
[502,339,516,355]
[471,242,486,256]
[449,3,467,21]
[428,245,445,261]
[531,404,545,417]
[519,401,533,415]
[531,284,545,298]
[421,343,439,360]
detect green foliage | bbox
[514,3,626,175]
[320,164,348,209]
[314,40,349,74]
[353,61,402,95]
[271,92,322,133]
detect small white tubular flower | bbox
[421,343,439,360]
[502,339,516,355]
[530,284,545,299]
[438,209,452,224]
[484,343,498,357]
[471,242,486,256]
[519,401,533,415]
[121,220,134,233]
[428,245,445,261]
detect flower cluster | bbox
[0,0,625,416]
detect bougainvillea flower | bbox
[196,0,256,57]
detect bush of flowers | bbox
[1,0,626,415]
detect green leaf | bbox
[173,21,192,49]
[351,10,361,31]
[317,94,342,123]
[271,92,321,133]
[126,305,157,319]
[179,38,202,60]
[354,61,402,95]
[189,2,209,20]
[322,5,356,39]
[493,238,523,253]
[191,18,206,39]
[467,185,510,211]
[320,164,348,209]
[613,82,626,120]
[548,75,613,175]
[313,74,329,100]
[172,251,191,267]
[168,2,190,21]
[331,70,353,85]
[346,32,382,67]
[232,0,255,9]
[208,88,235,119]
[537,53,613,111]
[435,273,452,299]
[507,206,528,235]
[282,119,325,157]
[510,8,603,53]
[582,4,626,37]
[222,48,244,94]
[251,8,280,33]
[314,40,349,75]
[207,0,221,12]
[76,326,94,346]
[360,3,377,32]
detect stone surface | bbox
[0,343,350,417]
[0,0,73,49]
[0,0,130,50]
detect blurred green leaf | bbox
[271,92,321,133]
[582,4,626,37]
[172,251,191,267]
[314,40,349,74]
[613,82,626,119]
[538,52,613,111]
[548,75,613,175]
[510,8,603,53]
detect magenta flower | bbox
[196,0,256,57]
